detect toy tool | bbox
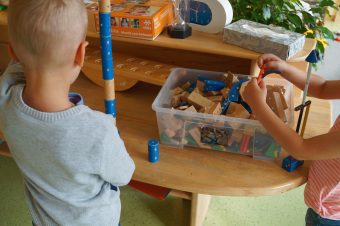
[257,69,282,85]
[282,50,317,173]
[257,66,265,85]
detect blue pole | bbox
[98,0,116,123]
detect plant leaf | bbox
[287,13,302,27]
[320,0,336,7]
[317,26,335,40]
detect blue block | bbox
[221,99,231,115]
[228,79,250,102]
[197,75,210,82]
[282,155,304,172]
[148,139,159,163]
[203,80,225,91]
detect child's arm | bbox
[99,125,135,186]
[243,78,340,160]
[258,54,340,99]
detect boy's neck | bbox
[22,69,78,113]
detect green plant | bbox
[230,0,339,69]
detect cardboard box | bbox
[89,0,171,40]
[223,19,306,60]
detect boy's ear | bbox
[75,41,89,67]
[8,42,20,62]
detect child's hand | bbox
[243,78,267,109]
[258,54,288,74]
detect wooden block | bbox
[207,91,221,96]
[206,95,224,103]
[220,87,230,99]
[226,102,238,115]
[171,94,182,107]
[226,103,250,119]
[198,107,206,113]
[182,105,198,121]
[196,80,205,91]
[239,81,249,101]
[273,92,287,122]
[266,87,287,122]
[181,82,191,91]
[193,87,203,95]
[170,118,184,131]
[228,129,243,146]
[164,128,176,138]
[180,91,190,102]
[272,85,288,110]
[208,103,222,115]
[224,71,239,89]
[188,127,202,145]
[173,87,184,95]
[188,92,214,110]
[184,105,197,113]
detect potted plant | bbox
[229,0,339,69]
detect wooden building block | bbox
[188,127,202,145]
[239,81,249,101]
[171,94,182,107]
[226,103,250,119]
[181,82,191,91]
[206,95,224,103]
[220,87,230,99]
[273,92,287,122]
[182,105,198,121]
[180,91,190,102]
[223,71,239,89]
[266,87,287,122]
[196,80,205,91]
[272,85,288,110]
[173,87,184,95]
[193,87,203,95]
[207,91,221,96]
[228,129,243,146]
[208,103,222,115]
[188,92,214,110]
[164,128,176,138]
[185,105,197,113]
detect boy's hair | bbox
[8,0,88,68]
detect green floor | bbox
[0,154,308,226]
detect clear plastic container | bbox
[152,68,294,161]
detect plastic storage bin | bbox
[152,68,294,161]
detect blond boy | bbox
[1,0,135,225]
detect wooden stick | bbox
[98,0,116,124]
[300,103,311,138]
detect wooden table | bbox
[0,9,332,226]
[0,73,332,225]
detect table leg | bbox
[191,193,212,226]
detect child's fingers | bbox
[258,79,266,89]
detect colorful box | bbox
[152,68,294,162]
[223,19,306,60]
[90,0,171,40]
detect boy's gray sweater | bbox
[0,61,135,226]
